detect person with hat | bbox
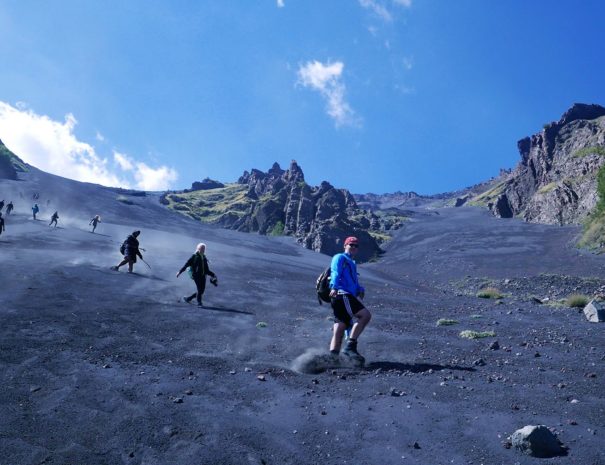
[111,230,143,273]
[89,214,101,233]
[328,236,372,365]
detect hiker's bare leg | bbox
[330,322,348,352]
[349,308,372,340]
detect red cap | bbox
[344,236,359,246]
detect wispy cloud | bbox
[297,60,359,128]
[95,130,105,142]
[403,56,414,70]
[277,0,285,7]
[0,101,178,190]
[359,0,412,22]
[359,0,392,22]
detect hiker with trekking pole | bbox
[111,230,145,273]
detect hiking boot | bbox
[342,340,365,366]
[329,351,340,366]
[110,266,119,271]
[197,301,203,308]
[182,296,192,304]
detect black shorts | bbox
[330,294,366,327]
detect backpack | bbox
[316,267,332,304]
[119,241,126,255]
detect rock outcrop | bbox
[229,161,385,261]
[487,103,605,224]
[190,178,225,191]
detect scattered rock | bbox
[412,442,421,449]
[488,340,500,350]
[583,300,605,322]
[510,425,566,458]
[29,386,41,393]
[173,397,183,404]
[473,358,487,366]
[257,375,266,381]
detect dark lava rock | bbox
[488,340,500,350]
[190,178,225,191]
[511,425,566,458]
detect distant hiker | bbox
[5,201,13,215]
[176,243,218,307]
[0,200,4,211]
[49,211,59,227]
[47,199,51,206]
[32,203,39,220]
[89,215,101,233]
[112,230,143,273]
[328,236,372,366]
[0,213,5,236]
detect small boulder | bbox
[510,425,565,458]
[583,299,605,323]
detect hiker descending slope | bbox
[32,203,39,220]
[0,212,5,236]
[111,230,143,273]
[328,236,372,366]
[89,215,101,233]
[49,211,59,227]
[5,201,13,215]
[176,242,217,307]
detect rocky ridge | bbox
[164,161,406,261]
[481,103,605,224]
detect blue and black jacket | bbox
[329,252,364,296]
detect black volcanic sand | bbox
[1,176,605,465]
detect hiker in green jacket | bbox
[176,243,217,307]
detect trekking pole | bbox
[141,258,152,269]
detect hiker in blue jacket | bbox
[176,242,217,307]
[328,236,372,365]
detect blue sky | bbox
[0,1,604,194]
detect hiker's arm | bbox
[329,254,343,290]
[204,256,216,278]
[176,256,193,276]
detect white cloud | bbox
[403,56,414,70]
[0,101,178,190]
[113,151,134,171]
[277,0,285,7]
[95,130,105,142]
[393,0,412,7]
[359,0,392,22]
[297,60,359,128]
[112,150,177,191]
[133,163,178,191]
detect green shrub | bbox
[459,330,496,339]
[270,221,285,236]
[476,287,503,299]
[566,294,589,308]
[573,146,605,158]
[437,319,459,326]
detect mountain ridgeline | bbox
[0,139,28,180]
[162,161,406,261]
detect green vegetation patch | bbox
[459,330,496,340]
[0,142,28,172]
[436,319,459,326]
[579,164,605,250]
[476,287,503,299]
[256,322,268,328]
[270,221,285,236]
[538,182,557,194]
[566,294,590,308]
[469,180,507,207]
[165,183,253,224]
[573,146,605,158]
